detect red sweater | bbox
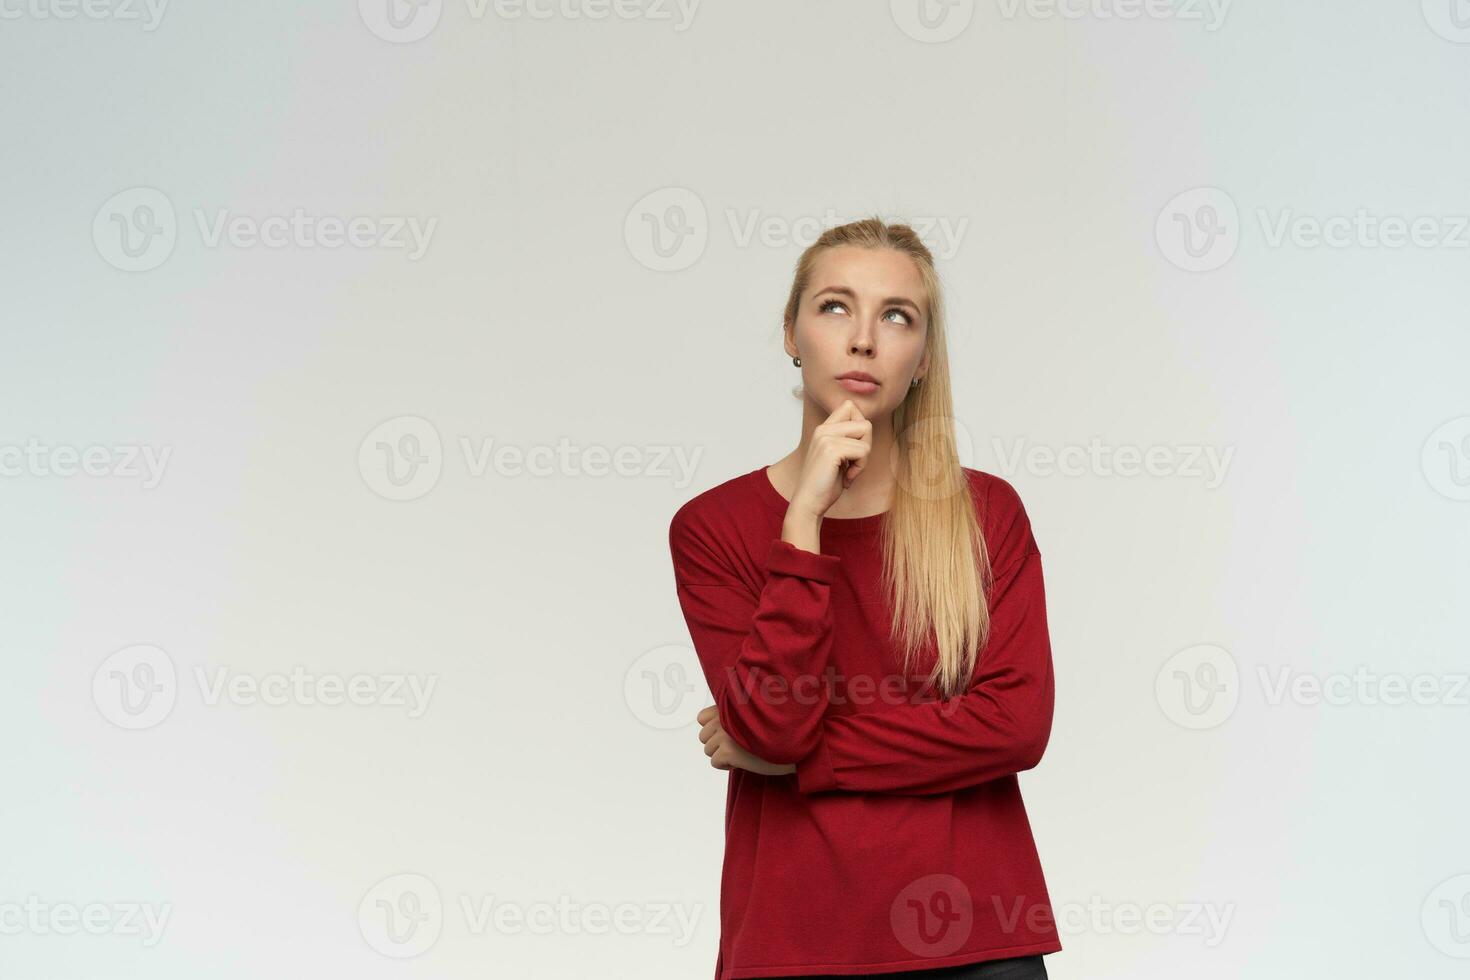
[668,465,1061,979]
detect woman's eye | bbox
[818,299,911,324]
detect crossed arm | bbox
[669,498,1055,797]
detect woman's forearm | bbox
[781,513,822,555]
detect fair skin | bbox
[698,244,931,777]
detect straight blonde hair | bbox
[782,216,991,700]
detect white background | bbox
[2,1,1468,977]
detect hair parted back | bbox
[782,215,993,700]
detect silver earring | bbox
[792,356,801,367]
[910,378,921,388]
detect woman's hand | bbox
[697,705,797,776]
[789,399,874,521]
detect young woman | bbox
[668,218,1060,979]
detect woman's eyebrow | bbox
[814,284,921,313]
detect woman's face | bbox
[786,245,930,418]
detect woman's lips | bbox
[837,377,879,394]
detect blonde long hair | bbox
[783,216,991,700]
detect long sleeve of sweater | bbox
[790,542,1056,795]
[786,475,1055,796]
[669,511,840,764]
